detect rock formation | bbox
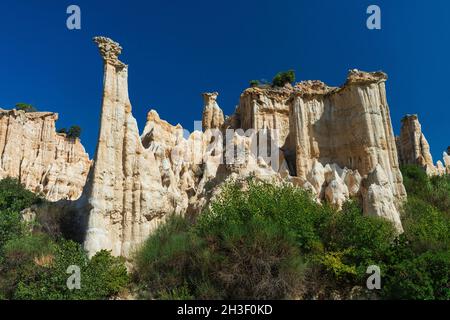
[230,70,406,231]
[202,92,224,130]
[0,109,90,201]
[396,114,450,175]
[79,37,181,258]
[78,37,409,258]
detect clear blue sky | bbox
[1,0,449,161]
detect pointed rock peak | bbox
[368,164,389,186]
[330,169,343,182]
[312,159,324,171]
[147,109,161,121]
[93,36,126,68]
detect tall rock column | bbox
[396,114,436,175]
[81,37,174,258]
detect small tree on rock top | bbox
[272,70,296,87]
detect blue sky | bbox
[1,0,449,161]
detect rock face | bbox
[0,109,90,201]
[79,37,180,258]
[81,37,408,258]
[396,114,450,175]
[231,70,405,231]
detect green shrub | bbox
[383,248,450,300]
[15,103,37,113]
[322,201,396,275]
[0,178,40,212]
[249,80,260,87]
[135,210,307,299]
[379,165,450,300]
[272,70,295,87]
[136,180,389,299]
[1,237,129,300]
[134,175,450,300]
[0,178,41,260]
[401,164,450,215]
[198,180,332,252]
[0,210,23,260]
[402,197,449,253]
[0,178,129,300]
[67,126,81,139]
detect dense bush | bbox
[135,172,450,300]
[0,236,129,300]
[135,180,400,299]
[0,178,41,212]
[379,166,450,299]
[0,178,129,300]
[15,103,37,113]
[272,70,295,87]
[135,212,306,299]
[0,178,40,260]
[58,126,82,139]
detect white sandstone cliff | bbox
[0,109,90,201]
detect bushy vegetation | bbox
[0,178,129,300]
[15,103,37,113]
[380,165,450,299]
[57,125,82,139]
[134,170,449,300]
[249,80,260,87]
[272,70,295,87]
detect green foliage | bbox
[0,210,23,259]
[0,178,40,260]
[378,165,450,300]
[135,209,307,299]
[135,172,450,300]
[383,242,450,300]
[249,80,260,87]
[0,178,129,300]
[67,125,82,139]
[0,178,40,212]
[57,126,82,139]
[15,103,37,113]
[135,180,397,299]
[197,181,332,252]
[401,164,450,214]
[272,70,295,87]
[0,237,129,300]
[322,202,396,274]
